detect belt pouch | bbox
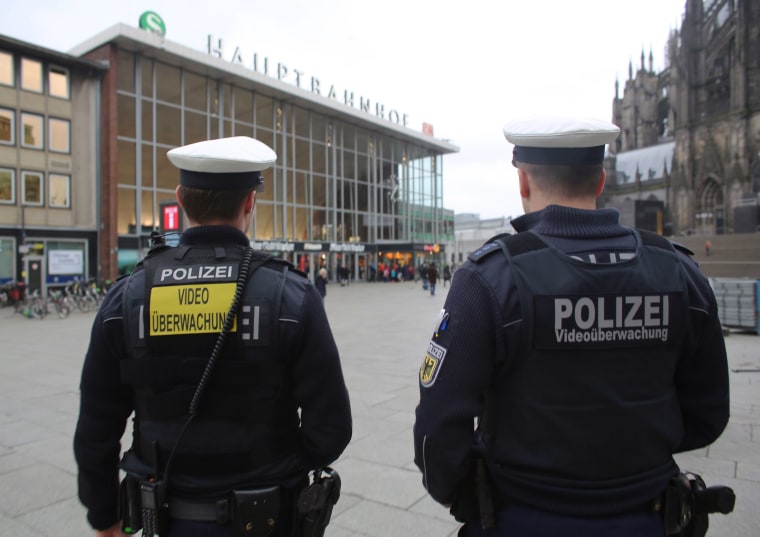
[662,473,693,535]
[232,486,281,537]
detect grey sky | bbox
[2,0,687,219]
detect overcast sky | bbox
[2,0,687,219]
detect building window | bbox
[21,57,43,93]
[49,174,70,208]
[0,108,13,144]
[21,113,44,148]
[0,237,14,283]
[47,240,87,283]
[49,66,70,99]
[49,118,70,153]
[0,51,13,86]
[22,171,43,205]
[0,168,15,203]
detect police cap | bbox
[503,115,620,166]
[167,136,277,190]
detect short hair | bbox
[177,185,253,223]
[517,162,603,198]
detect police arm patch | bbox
[419,340,447,388]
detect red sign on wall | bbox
[162,203,180,232]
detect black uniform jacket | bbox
[74,226,352,530]
[413,205,729,516]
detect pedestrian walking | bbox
[443,264,452,287]
[427,262,438,296]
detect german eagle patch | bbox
[419,340,447,388]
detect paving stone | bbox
[332,497,459,537]
[0,464,74,517]
[333,457,427,510]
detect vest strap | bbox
[637,229,674,251]
[499,232,547,257]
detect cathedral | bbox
[604,0,760,236]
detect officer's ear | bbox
[594,169,606,198]
[175,185,184,208]
[518,168,531,200]
[244,189,255,215]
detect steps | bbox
[670,233,760,279]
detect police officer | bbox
[74,136,352,537]
[413,116,730,536]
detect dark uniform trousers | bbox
[461,505,665,537]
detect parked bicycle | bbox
[65,280,98,313]
[47,288,72,319]
[0,281,25,309]
[14,287,47,320]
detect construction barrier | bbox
[710,278,760,334]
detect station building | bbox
[0,13,458,290]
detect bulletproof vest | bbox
[482,230,689,485]
[119,243,300,477]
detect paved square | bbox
[1,280,757,536]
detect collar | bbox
[179,225,251,247]
[511,205,631,238]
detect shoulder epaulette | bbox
[254,254,305,277]
[671,241,695,256]
[132,243,174,271]
[468,233,512,263]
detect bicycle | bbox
[47,288,71,319]
[66,281,97,313]
[14,288,47,319]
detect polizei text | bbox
[552,294,671,344]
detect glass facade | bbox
[115,49,449,276]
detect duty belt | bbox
[168,497,232,523]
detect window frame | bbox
[0,168,15,204]
[49,173,71,208]
[0,107,14,145]
[48,117,71,153]
[20,112,44,149]
[21,170,44,206]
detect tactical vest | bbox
[480,230,689,513]
[119,243,300,478]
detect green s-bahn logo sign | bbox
[139,11,166,37]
